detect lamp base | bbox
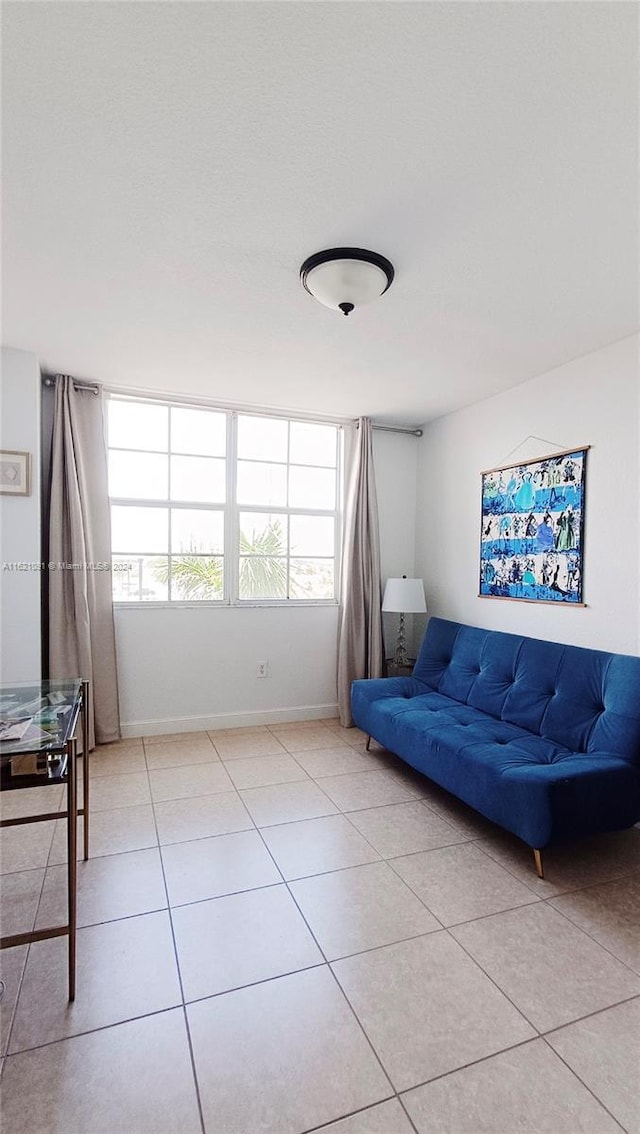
[392,612,410,668]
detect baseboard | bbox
[120,703,339,738]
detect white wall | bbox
[415,335,640,655]
[116,605,339,735]
[0,347,42,680]
[116,426,420,735]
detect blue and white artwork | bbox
[479,448,588,604]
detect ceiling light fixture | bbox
[300,247,395,316]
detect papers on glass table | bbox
[0,692,74,749]
[0,716,33,741]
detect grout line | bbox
[539,1032,629,1133]
[394,1034,545,1098]
[180,960,328,1011]
[227,805,399,1075]
[442,922,640,1042]
[541,894,640,979]
[321,925,444,967]
[2,872,50,1061]
[144,757,223,773]
[393,1029,629,1120]
[534,868,640,902]
[327,957,418,1119]
[463,837,550,895]
[397,1094,422,1134]
[301,1097,420,1134]
[541,992,640,1042]
[441,925,543,1036]
[474,833,640,900]
[3,1003,188,1061]
[148,792,207,1134]
[248,811,400,1110]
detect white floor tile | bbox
[291,861,439,959]
[403,1038,622,1133]
[333,932,534,1090]
[451,902,640,1032]
[173,884,322,1000]
[161,828,280,906]
[260,814,380,880]
[9,911,181,1053]
[547,999,640,1134]
[36,848,167,928]
[1,1010,202,1134]
[188,967,392,1133]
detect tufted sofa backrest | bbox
[413,618,640,761]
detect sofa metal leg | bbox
[366,735,371,751]
[533,848,544,879]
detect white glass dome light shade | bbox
[304,258,388,311]
[300,248,394,315]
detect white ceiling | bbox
[2,2,638,426]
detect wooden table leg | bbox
[82,679,89,861]
[67,736,77,1001]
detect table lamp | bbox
[382,576,427,667]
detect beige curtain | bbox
[337,418,384,726]
[48,376,120,748]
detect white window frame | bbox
[106,393,343,608]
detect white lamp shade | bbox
[382,577,427,614]
[304,258,390,311]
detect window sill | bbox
[113,600,339,610]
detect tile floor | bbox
[1,718,639,1134]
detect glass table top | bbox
[0,679,83,760]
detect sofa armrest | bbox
[351,675,428,714]
[351,675,415,702]
[503,754,640,845]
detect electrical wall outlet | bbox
[256,661,268,678]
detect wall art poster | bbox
[479,447,588,604]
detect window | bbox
[107,397,341,603]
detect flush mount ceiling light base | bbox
[300,247,395,316]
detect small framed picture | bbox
[0,450,31,496]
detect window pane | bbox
[239,557,287,600]
[288,466,336,509]
[112,556,168,601]
[237,461,287,507]
[171,509,224,554]
[171,408,226,456]
[289,422,337,467]
[290,559,335,599]
[238,415,288,462]
[239,513,287,556]
[170,456,226,503]
[170,556,223,600]
[290,515,334,557]
[111,506,168,553]
[109,451,168,500]
[108,400,168,452]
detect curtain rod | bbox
[42,375,100,396]
[358,422,423,437]
[41,377,421,433]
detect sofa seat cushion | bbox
[352,680,542,758]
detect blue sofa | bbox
[352,617,640,875]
